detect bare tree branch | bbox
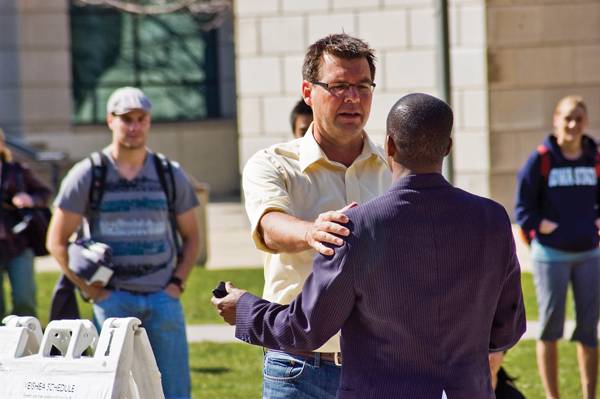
[73,0,232,23]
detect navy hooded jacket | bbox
[515,134,600,252]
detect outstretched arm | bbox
[243,149,355,256]
[260,203,356,256]
[213,237,356,351]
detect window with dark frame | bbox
[70,4,220,124]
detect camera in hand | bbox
[212,281,228,298]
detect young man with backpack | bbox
[47,87,200,399]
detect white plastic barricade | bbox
[0,315,43,359]
[0,316,164,399]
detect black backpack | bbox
[495,367,526,399]
[87,151,181,254]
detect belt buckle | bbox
[334,352,342,366]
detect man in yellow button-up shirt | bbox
[242,34,391,399]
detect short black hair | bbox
[387,93,453,168]
[302,33,376,83]
[290,99,313,132]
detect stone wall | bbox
[449,0,489,197]
[487,0,600,213]
[235,0,491,198]
[0,0,22,138]
[0,0,72,139]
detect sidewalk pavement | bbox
[187,324,236,343]
[183,320,564,343]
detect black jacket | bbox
[0,160,51,260]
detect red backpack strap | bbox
[595,151,600,178]
[518,227,535,247]
[537,144,551,178]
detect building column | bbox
[0,0,23,138]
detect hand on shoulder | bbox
[306,202,357,256]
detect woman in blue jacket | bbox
[515,95,599,399]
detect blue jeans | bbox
[262,350,341,399]
[0,248,36,317]
[93,290,190,399]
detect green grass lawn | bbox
[190,342,262,399]
[180,268,265,325]
[3,268,265,399]
[187,338,588,399]
[3,268,571,326]
[191,339,587,399]
[2,268,588,398]
[504,339,581,398]
[2,267,265,327]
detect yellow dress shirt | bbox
[242,127,392,353]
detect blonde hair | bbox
[554,95,587,116]
[0,128,13,162]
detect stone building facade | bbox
[234,0,600,214]
[0,0,239,197]
[1,0,598,211]
[487,0,600,209]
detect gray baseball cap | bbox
[106,87,152,115]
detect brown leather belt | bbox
[269,349,342,366]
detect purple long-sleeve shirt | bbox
[236,173,526,399]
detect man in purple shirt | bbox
[213,93,526,399]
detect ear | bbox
[106,113,114,127]
[302,81,313,107]
[385,135,396,157]
[444,137,453,156]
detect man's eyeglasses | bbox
[311,81,376,97]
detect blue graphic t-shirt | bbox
[55,148,198,292]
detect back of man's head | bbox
[302,33,376,82]
[387,93,453,170]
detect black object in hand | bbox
[212,281,228,298]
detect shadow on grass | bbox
[191,366,230,374]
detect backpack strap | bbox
[86,152,108,237]
[536,144,551,179]
[518,226,536,247]
[152,152,181,256]
[88,151,108,211]
[594,151,600,178]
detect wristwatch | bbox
[169,276,185,293]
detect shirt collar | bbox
[389,173,451,191]
[298,123,388,172]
